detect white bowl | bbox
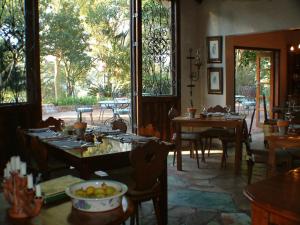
[65,180,128,212]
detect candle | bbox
[21,162,27,176]
[15,156,21,171]
[27,174,33,189]
[6,162,11,174]
[4,168,9,179]
[10,156,16,171]
[35,184,42,197]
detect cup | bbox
[187,108,197,118]
[277,120,289,135]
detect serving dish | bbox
[65,180,128,212]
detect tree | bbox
[0,0,26,103]
[40,0,92,98]
[84,0,131,98]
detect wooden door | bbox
[131,0,180,140]
[255,52,274,126]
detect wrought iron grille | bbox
[142,0,173,96]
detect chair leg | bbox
[221,140,227,168]
[247,158,254,184]
[199,139,206,162]
[173,150,177,166]
[208,137,212,157]
[152,197,162,225]
[193,141,200,168]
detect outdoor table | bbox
[99,99,130,122]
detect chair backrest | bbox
[111,116,127,133]
[248,107,256,139]
[16,127,30,163]
[207,105,227,113]
[38,117,64,131]
[262,94,269,123]
[129,140,171,191]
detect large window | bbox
[0,0,27,104]
[142,0,173,96]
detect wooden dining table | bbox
[172,115,245,174]
[0,194,134,225]
[23,129,170,225]
[244,167,300,225]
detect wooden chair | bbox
[245,139,293,184]
[16,127,34,171]
[37,117,65,132]
[111,115,127,133]
[30,136,68,180]
[126,140,172,225]
[200,105,230,166]
[168,106,205,168]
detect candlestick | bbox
[27,174,33,189]
[21,162,27,176]
[35,185,42,198]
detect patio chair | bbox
[75,105,94,124]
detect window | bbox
[0,0,27,104]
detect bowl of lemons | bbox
[65,180,128,212]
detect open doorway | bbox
[234,48,278,135]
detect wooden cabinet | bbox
[287,49,300,96]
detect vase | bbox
[187,107,197,118]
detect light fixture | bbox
[298,43,300,49]
[290,46,295,51]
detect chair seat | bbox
[172,132,203,141]
[76,107,93,113]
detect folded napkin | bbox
[48,139,94,149]
[28,128,50,133]
[225,115,244,120]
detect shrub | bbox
[53,96,98,106]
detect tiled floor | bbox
[131,135,268,225]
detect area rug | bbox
[168,189,237,212]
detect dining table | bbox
[172,113,245,174]
[0,194,134,225]
[244,167,300,225]
[23,126,169,225]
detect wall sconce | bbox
[187,48,202,107]
[289,44,300,52]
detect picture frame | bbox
[207,36,222,63]
[207,67,223,94]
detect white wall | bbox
[180,0,300,112]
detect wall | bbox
[180,0,300,112]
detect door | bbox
[255,52,274,126]
[131,0,180,140]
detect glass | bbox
[225,105,231,114]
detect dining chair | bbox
[111,115,127,133]
[37,117,65,132]
[200,105,229,162]
[30,136,68,180]
[245,139,293,184]
[168,106,205,168]
[126,140,172,225]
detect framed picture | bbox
[207,67,223,94]
[207,36,222,63]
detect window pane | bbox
[0,0,27,104]
[142,0,173,96]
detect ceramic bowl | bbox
[65,180,128,212]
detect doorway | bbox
[234,48,278,133]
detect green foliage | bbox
[40,0,92,97]
[54,96,97,106]
[0,0,27,103]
